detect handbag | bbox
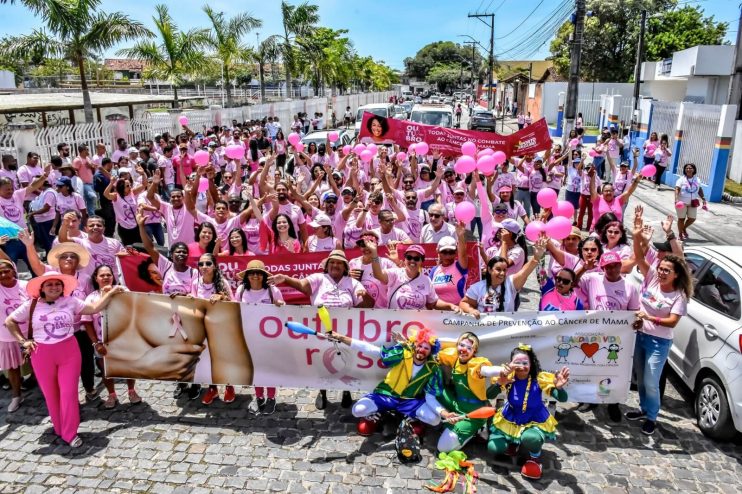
[21,298,39,362]
[690,199,701,208]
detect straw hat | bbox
[236,259,270,280]
[26,270,78,298]
[48,242,90,269]
[320,250,349,270]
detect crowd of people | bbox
[0,114,692,478]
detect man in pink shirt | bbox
[172,145,195,188]
[72,144,98,216]
[372,209,412,246]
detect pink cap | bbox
[599,252,622,268]
[498,186,513,193]
[405,244,426,257]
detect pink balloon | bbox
[367,143,378,155]
[492,150,507,165]
[416,141,429,156]
[409,143,417,154]
[193,150,210,166]
[353,143,366,155]
[396,152,407,162]
[198,177,209,193]
[675,201,686,209]
[569,138,579,147]
[178,115,189,126]
[288,133,301,146]
[477,148,494,158]
[545,216,573,240]
[461,141,477,157]
[536,188,558,209]
[554,200,575,219]
[588,149,597,158]
[295,142,305,153]
[640,165,656,178]
[477,155,496,175]
[225,144,243,160]
[342,144,352,155]
[454,156,476,174]
[454,201,476,223]
[328,131,339,142]
[360,149,374,162]
[524,220,546,242]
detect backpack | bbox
[395,418,422,464]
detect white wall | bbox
[640,80,688,102]
[0,70,15,90]
[541,82,634,124]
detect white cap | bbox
[437,236,457,252]
[308,213,332,228]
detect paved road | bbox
[1,110,741,493]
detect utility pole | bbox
[631,9,647,142]
[728,4,742,120]
[468,12,495,110]
[563,0,586,142]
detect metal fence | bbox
[0,129,19,159]
[648,101,681,143]
[676,104,722,184]
[613,96,635,128]
[576,98,602,127]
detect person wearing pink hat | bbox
[5,271,123,448]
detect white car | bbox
[648,246,742,439]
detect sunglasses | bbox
[494,209,508,214]
[555,276,573,285]
[657,267,674,274]
[583,247,598,253]
[429,213,442,218]
[198,261,214,267]
[405,255,423,262]
[403,181,414,185]
[58,253,79,260]
[606,229,621,235]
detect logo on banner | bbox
[514,136,536,152]
[554,334,624,365]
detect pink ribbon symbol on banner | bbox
[169,313,188,340]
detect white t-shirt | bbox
[236,285,284,305]
[158,256,196,296]
[464,277,517,313]
[384,268,438,310]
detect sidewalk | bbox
[632,180,742,245]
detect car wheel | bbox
[695,375,735,440]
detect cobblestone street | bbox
[0,370,741,493]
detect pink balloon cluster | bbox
[476,155,496,175]
[461,141,477,157]
[360,149,374,162]
[342,144,352,155]
[492,150,507,165]
[416,141,429,156]
[354,143,366,155]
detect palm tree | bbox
[251,37,280,103]
[296,27,353,97]
[272,1,319,99]
[118,4,209,108]
[202,6,261,107]
[0,0,151,122]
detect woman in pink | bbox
[430,224,469,305]
[192,253,235,408]
[236,260,284,415]
[349,231,397,308]
[483,219,527,277]
[576,162,599,231]
[539,268,584,311]
[259,212,302,254]
[546,236,603,305]
[270,250,373,410]
[275,130,287,169]
[53,177,87,233]
[82,265,140,410]
[0,259,28,413]
[220,228,254,256]
[5,271,124,448]
[367,242,459,312]
[599,221,632,271]
[103,177,144,246]
[305,213,341,252]
[642,132,659,166]
[542,226,582,294]
[188,222,218,257]
[512,155,533,218]
[589,167,640,230]
[136,213,195,297]
[527,156,550,215]
[652,134,672,189]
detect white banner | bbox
[103,293,636,404]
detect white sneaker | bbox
[7,396,22,413]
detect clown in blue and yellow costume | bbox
[330,327,444,436]
[487,344,570,480]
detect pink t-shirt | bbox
[306,235,337,252]
[591,196,624,229]
[242,218,264,255]
[17,164,43,187]
[209,215,243,245]
[80,289,128,340]
[385,268,438,310]
[579,272,640,311]
[54,192,85,216]
[372,227,411,246]
[349,256,396,308]
[639,267,687,340]
[306,273,363,308]
[236,285,284,305]
[0,189,27,227]
[112,194,139,229]
[158,156,175,185]
[613,171,633,195]
[539,289,584,311]
[138,193,164,225]
[579,172,601,196]
[430,261,467,305]
[158,256,196,296]
[277,202,306,235]
[9,296,86,344]
[604,243,632,260]
[0,280,29,343]
[486,245,525,276]
[159,202,210,246]
[190,278,234,300]
[73,236,124,274]
[73,156,95,184]
[400,208,425,243]
[34,189,57,223]
[494,171,516,191]
[515,162,532,189]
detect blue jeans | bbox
[82,183,97,216]
[144,223,165,246]
[515,189,532,218]
[3,238,30,272]
[32,218,55,253]
[633,332,672,421]
[470,217,482,239]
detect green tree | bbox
[118,4,209,108]
[404,41,484,80]
[272,1,319,98]
[0,0,151,122]
[296,27,354,96]
[251,37,280,103]
[202,6,261,107]
[549,1,727,82]
[426,63,461,93]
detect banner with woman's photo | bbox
[357,111,553,157]
[103,292,637,404]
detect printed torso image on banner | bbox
[104,291,636,404]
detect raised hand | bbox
[498,364,514,386]
[641,225,654,244]
[17,230,33,246]
[554,366,570,389]
[661,214,673,234]
[532,236,548,260]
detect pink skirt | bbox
[0,341,24,370]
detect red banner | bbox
[118,243,481,305]
[358,112,552,157]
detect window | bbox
[695,262,741,320]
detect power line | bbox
[494,0,570,55]
[495,0,572,58]
[494,0,546,40]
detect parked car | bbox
[469,109,498,131]
[301,129,353,150]
[633,246,742,439]
[400,102,413,118]
[393,105,407,120]
[409,104,454,128]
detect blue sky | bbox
[2,0,739,70]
